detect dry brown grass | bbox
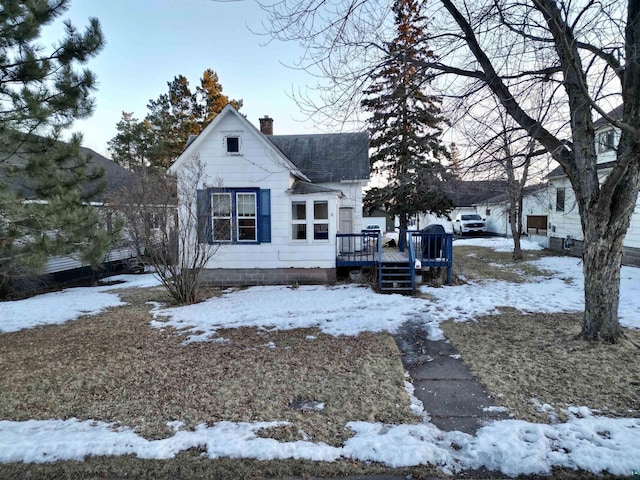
[0,285,417,446]
[442,310,640,422]
[451,245,561,284]
[443,245,640,423]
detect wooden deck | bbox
[336,247,410,266]
[336,231,453,286]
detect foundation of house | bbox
[199,267,337,286]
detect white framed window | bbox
[212,193,232,241]
[598,130,616,153]
[224,134,241,155]
[313,201,329,240]
[291,201,307,240]
[556,187,565,212]
[291,200,331,241]
[236,192,256,241]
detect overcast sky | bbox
[43,0,325,157]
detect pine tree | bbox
[0,0,108,296]
[361,0,452,231]
[110,70,242,170]
[107,112,152,170]
[196,68,243,128]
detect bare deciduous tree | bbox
[259,0,640,343]
[108,156,217,304]
[456,99,553,260]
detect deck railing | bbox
[400,230,453,284]
[407,233,416,290]
[336,231,381,266]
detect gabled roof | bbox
[169,104,309,181]
[268,132,370,183]
[481,183,548,205]
[593,104,623,129]
[170,104,370,185]
[548,160,616,179]
[1,134,133,202]
[440,179,510,207]
[77,146,134,201]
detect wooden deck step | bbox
[379,261,414,294]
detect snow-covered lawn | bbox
[1,237,639,476]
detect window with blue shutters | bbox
[196,188,271,244]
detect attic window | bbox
[598,130,615,153]
[226,135,240,154]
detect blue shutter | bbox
[196,189,211,244]
[258,189,271,243]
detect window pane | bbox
[226,136,239,153]
[238,219,256,241]
[314,201,328,219]
[556,188,565,212]
[314,223,329,240]
[212,194,231,216]
[213,219,231,241]
[237,193,256,217]
[292,202,306,220]
[292,224,307,240]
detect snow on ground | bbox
[419,242,640,329]
[0,411,638,476]
[0,274,161,333]
[453,236,544,252]
[151,285,431,342]
[1,239,640,475]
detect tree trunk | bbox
[581,230,624,342]
[511,229,523,260]
[399,212,409,232]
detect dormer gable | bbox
[593,105,622,163]
[168,104,309,182]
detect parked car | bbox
[453,213,487,236]
[362,224,382,250]
[363,223,382,232]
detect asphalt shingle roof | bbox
[593,105,623,129]
[268,132,370,183]
[287,180,344,195]
[1,136,134,202]
[440,179,511,207]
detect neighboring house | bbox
[363,208,395,232]
[2,141,137,283]
[547,105,640,266]
[417,179,510,232]
[43,147,137,281]
[168,104,370,285]
[475,183,551,242]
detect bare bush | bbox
[108,157,217,304]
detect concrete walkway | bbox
[288,322,514,479]
[394,321,509,435]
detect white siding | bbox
[478,203,509,236]
[625,198,640,249]
[548,176,582,240]
[321,180,366,232]
[176,110,364,270]
[548,168,640,250]
[43,247,136,275]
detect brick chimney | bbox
[259,115,273,135]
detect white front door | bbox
[339,207,354,233]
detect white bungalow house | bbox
[547,105,640,266]
[474,183,552,244]
[168,104,370,285]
